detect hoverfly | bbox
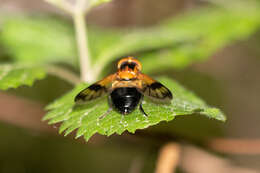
[75,57,172,117]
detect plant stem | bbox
[155,142,181,173]
[46,65,81,85]
[44,0,95,83]
[45,0,74,14]
[73,12,95,83]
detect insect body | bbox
[75,57,172,117]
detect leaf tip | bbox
[201,108,227,122]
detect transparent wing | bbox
[74,74,115,103]
[138,73,172,102]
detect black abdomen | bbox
[110,87,142,114]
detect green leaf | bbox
[2,2,259,75]
[0,64,46,90]
[139,6,260,73]
[0,16,77,65]
[93,6,260,74]
[43,77,226,141]
[89,0,113,8]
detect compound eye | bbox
[117,57,142,71]
[134,60,142,71]
[118,58,129,69]
[119,61,137,70]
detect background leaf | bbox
[139,7,260,73]
[0,16,77,65]
[93,6,260,74]
[43,77,226,141]
[0,64,46,90]
[2,4,259,78]
[89,0,113,8]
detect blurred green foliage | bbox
[0,17,77,65]
[139,6,260,72]
[1,4,259,79]
[0,64,46,90]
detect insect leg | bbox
[99,107,112,120]
[139,103,148,116]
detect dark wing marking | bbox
[139,74,172,102]
[74,74,115,103]
[74,84,107,103]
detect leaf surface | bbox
[43,77,226,141]
[0,64,46,90]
